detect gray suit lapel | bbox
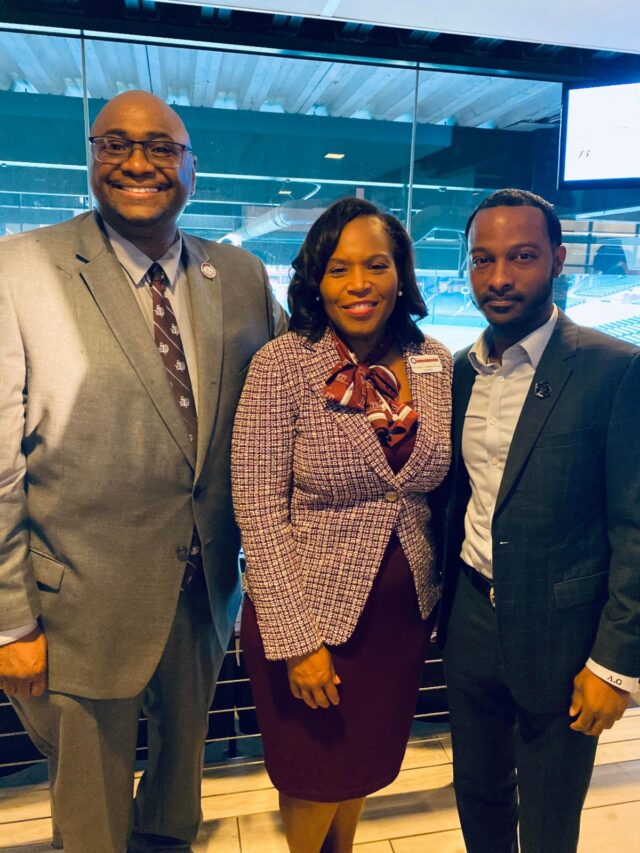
[182,235,223,481]
[494,313,578,514]
[75,214,196,468]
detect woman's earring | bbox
[315,294,321,302]
[398,289,404,297]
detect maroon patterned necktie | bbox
[148,262,202,588]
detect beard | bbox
[477,271,555,341]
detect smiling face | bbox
[89,90,196,254]
[468,205,566,346]
[319,215,399,358]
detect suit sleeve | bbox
[0,274,39,631]
[590,351,640,678]
[231,345,323,660]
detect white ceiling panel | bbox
[0,33,561,131]
[161,1,640,55]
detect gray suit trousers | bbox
[11,580,223,853]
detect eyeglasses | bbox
[89,136,193,167]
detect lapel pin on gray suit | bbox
[200,261,216,279]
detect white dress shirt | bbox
[460,305,638,694]
[1,224,199,645]
[461,307,558,577]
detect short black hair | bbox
[288,196,427,345]
[465,188,563,247]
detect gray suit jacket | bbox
[438,311,640,713]
[0,211,284,699]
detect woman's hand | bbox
[286,645,341,709]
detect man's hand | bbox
[0,627,47,697]
[569,666,630,736]
[286,645,341,710]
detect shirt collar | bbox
[104,221,183,289]
[468,305,559,375]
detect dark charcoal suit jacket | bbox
[438,311,640,713]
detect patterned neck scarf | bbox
[323,328,419,447]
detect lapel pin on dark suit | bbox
[200,262,217,279]
[534,380,552,399]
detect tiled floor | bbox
[1,709,639,851]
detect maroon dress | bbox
[241,429,436,801]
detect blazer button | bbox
[384,490,399,502]
[176,545,189,561]
[193,485,203,500]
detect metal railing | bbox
[0,643,448,776]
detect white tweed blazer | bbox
[231,329,452,660]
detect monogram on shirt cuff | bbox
[586,658,639,693]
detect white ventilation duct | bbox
[220,202,328,244]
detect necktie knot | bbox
[147,262,166,293]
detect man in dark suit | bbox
[438,189,640,852]
[0,90,284,852]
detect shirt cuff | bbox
[586,658,639,694]
[0,621,38,646]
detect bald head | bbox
[89,89,196,259]
[91,89,192,146]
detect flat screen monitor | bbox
[558,80,640,189]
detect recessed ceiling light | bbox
[324,152,345,160]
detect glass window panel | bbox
[406,65,640,350]
[410,67,566,352]
[84,39,416,308]
[1,27,638,349]
[559,214,640,346]
[0,31,87,234]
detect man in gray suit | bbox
[438,189,640,852]
[0,90,284,852]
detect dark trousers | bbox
[443,569,598,853]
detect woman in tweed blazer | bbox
[232,198,451,852]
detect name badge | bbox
[409,354,443,374]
